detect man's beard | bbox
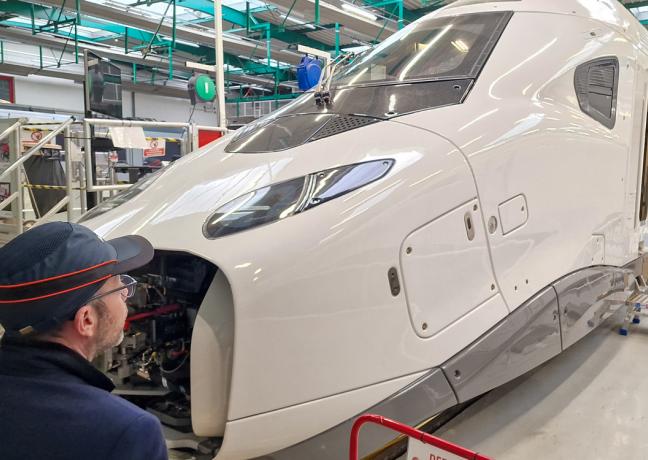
[95,319,124,354]
[93,300,125,353]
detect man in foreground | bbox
[0,222,168,460]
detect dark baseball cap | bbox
[0,222,154,336]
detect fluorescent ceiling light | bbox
[341,3,377,22]
[341,45,371,53]
[175,38,200,48]
[451,39,469,53]
[283,15,317,29]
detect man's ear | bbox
[72,305,99,338]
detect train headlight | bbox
[203,159,394,239]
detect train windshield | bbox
[333,11,511,87]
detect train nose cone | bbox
[81,119,495,460]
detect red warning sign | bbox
[407,438,465,460]
[30,131,44,142]
[144,139,166,158]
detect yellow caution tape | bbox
[22,184,67,190]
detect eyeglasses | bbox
[88,274,137,303]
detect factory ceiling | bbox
[0,0,645,102]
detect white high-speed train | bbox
[81,0,648,458]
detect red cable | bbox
[124,304,181,331]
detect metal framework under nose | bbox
[262,260,642,460]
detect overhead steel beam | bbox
[1,21,294,83]
[0,0,240,67]
[178,0,334,51]
[0,61,84,81]
[276,26,335,50]
[269,0,395,39]
[411,0,448,16]
[0,26,282,86]
[363,0,419,24]
[1,0,194,52]
[0,61,190,98]
[21,0,304,64]
[178,0,253,25]
[623,1,648,8]
[4,0,337,77]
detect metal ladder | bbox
[0,117,228,246]
[0,117,76,245]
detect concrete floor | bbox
[168,309,648,460]
[434,308,648,460]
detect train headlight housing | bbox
[203,159,394,239]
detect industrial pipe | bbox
[213,0,227,129]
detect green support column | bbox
[39,45,43,69]
[335,23,340,56]
[315,0,320,25]
[398,0,403,29]
[171,0,176,46]
[132,63,137,83]
[238,85,242,118]
[246,0,250,33]
[75,0,80,61]
[30,3,35,35]
[0,41,3,64]
[73,22,79,63]
[266,25,271,66]
[274,68,279,103]
[168,44,173,79]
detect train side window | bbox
[574,57,619,129]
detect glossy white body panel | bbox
[88,121,490,420]
[215,371,426,460]
[399,6,648,309]
[498,195,528,236]
[401,199,498,337]
[82,1,648,458]
[590,235,606,265]
[191,271,234,436]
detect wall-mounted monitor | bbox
[84,50,123,119]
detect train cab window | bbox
[332,11,512,87]
[574,57,619,129]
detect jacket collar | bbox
[0,336,115,392]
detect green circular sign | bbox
[195,74,216,102]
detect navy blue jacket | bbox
[0,338,168,460]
